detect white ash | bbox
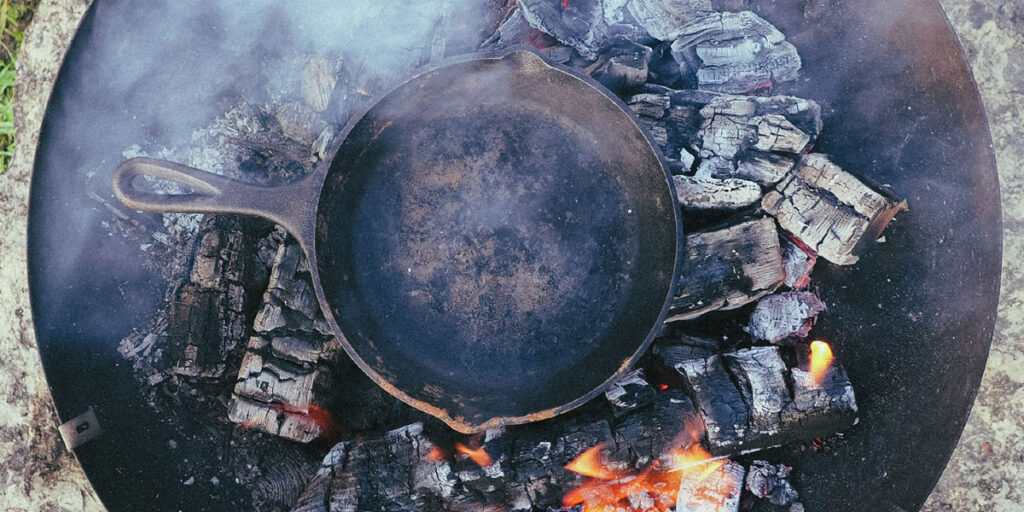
[673,174,762,210]
[626,0,713,41]
[745,291,826,344]
[745,461,799,506]
[671,11,802,94]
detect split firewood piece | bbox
[228,238,341,443]
[626,0,713,41]
[517,0,649,60]
[721,346,789,445]
[676,459,745,512]
[676,356,750,453]
[673,174,763,210]
[762,154,909,265]
[744,291,827,344]
[745,461,800,507]
[670,11,801,94]
[668,217,785,322]
[781,343,858,437]
[677,344,857,456]
[166,226,251,379]
[605,368,657,417]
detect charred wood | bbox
[604,369,657,417]
[228,238,342,443]
[517,0,650,60]
[761,154,909,265]
[744,291,826,344]
[626,0,713,41]
[670,11,801,94]
[781,236,817,289]
[588,38,653,93]
[668,217,785,322]
[673,174,762,211]
[745,461,799,507]
[676,356,750,453]
[781,345,858,438]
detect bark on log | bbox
[669,217,785,322]
[762,154,909,265]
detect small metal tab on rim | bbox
[58,407,103,451]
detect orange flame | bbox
[565,445,628,480]
[562,429,735,512]
[809,340,835,385]
[455,442,493,467]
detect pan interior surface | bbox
[315,55,678,427]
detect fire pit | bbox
[28,0,1000,511]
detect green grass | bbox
[0,0,39,173]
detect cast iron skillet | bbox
[27,0,1001,510]
[111,49,681,434]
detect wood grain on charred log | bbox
[670,11,801,94]
[669,217,785,322]
[762,154,909,265]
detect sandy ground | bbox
[0,0,1019,510]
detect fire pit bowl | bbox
[111,49,681,434]
[27,0,1000,510]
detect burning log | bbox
[228,238,342,443]
[668,217,785,322]
[674,343,857,455]
[517,0,649,60]
[781,342,858,437]
[670,11,801,94]
[762,154,909,265]
[615,390,703,468]
[291,423,456,512]
[744,291,827,344]
[675,459,744,512]
[673,175,762,211]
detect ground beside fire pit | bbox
[0,0,1021,510]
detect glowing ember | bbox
[563,436,733,511]
[455,442,493,467]
[809,340,835,384]
[426,446,446,462]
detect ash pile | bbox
[106,1,907,511]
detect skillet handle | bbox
[113,157,318,247]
